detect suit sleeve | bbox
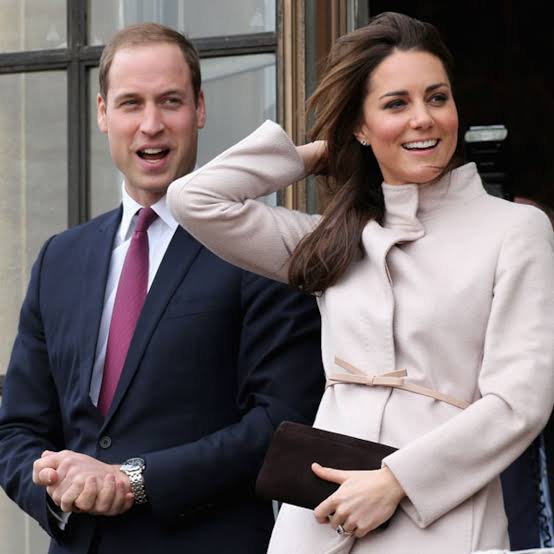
[167,120,320,283]
[383,209,554,527]
[0,237,65,539]
[143,271,325,520]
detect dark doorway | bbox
[368,1,554,219]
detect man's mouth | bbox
[137,148,170,162]
[402,139,439,151]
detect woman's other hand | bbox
[296,141,327,175]
[312,463,405,538]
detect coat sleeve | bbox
[383,208,554,527]
[0,237,65,540]
[167,120,321,283]
[142,270,325,520]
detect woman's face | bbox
[355,49,458,185]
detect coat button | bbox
[99,436,112,449]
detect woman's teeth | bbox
[403,139,439,150]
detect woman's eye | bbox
[384,99,406,110]
[429,93,448,105]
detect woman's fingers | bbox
[312,468,404,537]
[313,493,337,523]
[296,141,328,175]
[311,463,349,484]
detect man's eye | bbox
[121,99,138,107]
[163,97,182,105]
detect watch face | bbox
[122,457,145,471]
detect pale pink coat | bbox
[167,121,554,554]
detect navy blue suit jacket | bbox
[0,207,324,554]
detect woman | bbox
[167,12,554,554]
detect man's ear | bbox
[195,89,207,129]
[97,93,108,134]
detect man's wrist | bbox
[112,464,130,487]
[119,457,148,504]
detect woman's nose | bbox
[409,102,433,130]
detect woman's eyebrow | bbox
[378,82,449,100]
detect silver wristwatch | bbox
[120,457,147,505]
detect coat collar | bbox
[382,162,486,230]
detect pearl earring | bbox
[359,138,369,146]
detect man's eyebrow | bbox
[112,89,187,102]
[378,82,449,100]
[112,91,139,102]
[159,89,186,97]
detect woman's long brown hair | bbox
[288,12,456,294]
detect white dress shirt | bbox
[89,185,178,405]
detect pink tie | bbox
[98,207,158,416]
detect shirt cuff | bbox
[47,498,70,530]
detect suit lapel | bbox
[80,208,122,401]
[101,227,202,425]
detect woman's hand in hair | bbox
[312,464,405,538]
[296,141,327,176]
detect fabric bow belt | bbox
[327,357,470,410]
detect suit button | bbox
[99,436,112,449]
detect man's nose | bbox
[139,104,164,135]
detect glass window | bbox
[89,67,123,217]
[88,0,275,44]
[198,54,276,164]
[0,72,67,372]
[200,54,277,205]
[89,53,277,216]
[0,0,66,53]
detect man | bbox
[0,23,324,554]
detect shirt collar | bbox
[119,183,179,242]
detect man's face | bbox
[97,42,206,206]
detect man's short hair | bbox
[98,22,201,103]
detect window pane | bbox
[0,0,66,53]
[0,72,67,374]
[89,68,123,217]
[198,54,276,161]
[200,54,278,206]
[88,0,275,44]
[89,54,277,216]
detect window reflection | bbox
[0,71,67,372]
[0,0,66,52]
[89,68,124,217]
[88,0,275,44]
[199,54,276,164]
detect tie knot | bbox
[135,207,158,233]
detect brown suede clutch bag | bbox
[256,421,398,510]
